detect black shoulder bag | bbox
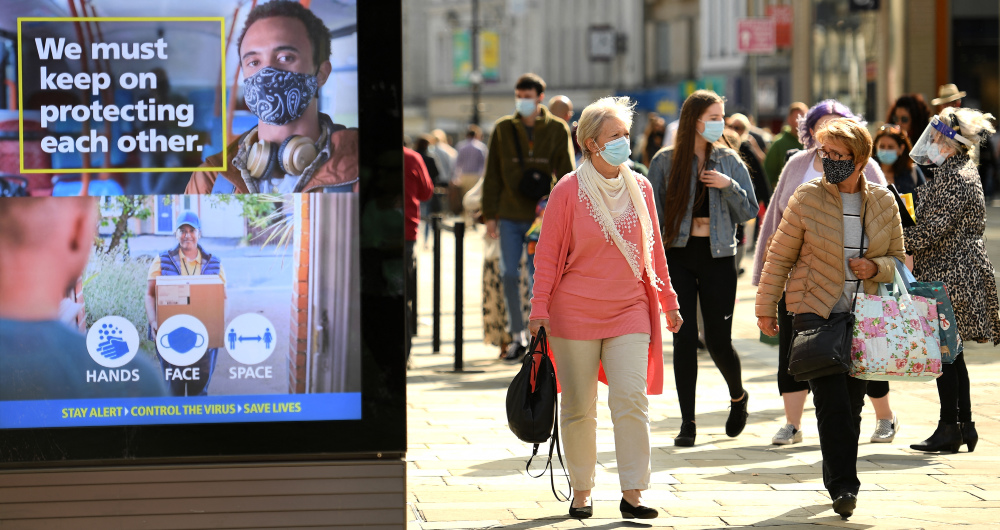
[509,121,552,202]
[505,327,570,501]
[786,207,866,382]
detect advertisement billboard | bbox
[0,0,405,464]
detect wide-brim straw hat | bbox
[932,84,966,106]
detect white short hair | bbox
[577,96,636,159]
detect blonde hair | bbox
[815,118,872,170]
[939,107,996,162]
[577,96,636,160]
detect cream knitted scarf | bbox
[576,158,661,290]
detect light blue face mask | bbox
[515,98,537,117]
[877,149,899,165]
[598,136,631,166]
[700,119,725,143]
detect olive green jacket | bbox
[482,105,576,221]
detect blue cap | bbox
[176,211,201,231]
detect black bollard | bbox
[454,221,465,371]
[432,215,441,354]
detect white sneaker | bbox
[871,415,899,443]
[772,423,803,445]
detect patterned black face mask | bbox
[243,67,319,126]
[822,157,856,184]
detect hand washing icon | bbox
[159,326,205,353]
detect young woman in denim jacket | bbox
[647,90,758,446]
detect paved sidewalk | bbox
[406,223,1000,529]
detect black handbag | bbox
[786,208,866,382]
[505,327,569,501]
[509,121,552,201]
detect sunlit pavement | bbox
[404,207,1000,529]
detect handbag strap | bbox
[848,205,867,314]
[523,327,571,502]
[509,121,527,172]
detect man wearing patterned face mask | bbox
[187,1,359,194]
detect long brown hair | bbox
[661,90,724,246]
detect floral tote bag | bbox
[850,270,943,381]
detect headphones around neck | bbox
[244,130,320,179]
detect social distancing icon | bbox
[224,313,277,365]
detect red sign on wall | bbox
[767,5,793,49]
[737,18,776,55]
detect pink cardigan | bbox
[530,171,679,395]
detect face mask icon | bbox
[160,326,205,354]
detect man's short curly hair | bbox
[237,1,331,71]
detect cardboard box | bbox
[156,275,225,348]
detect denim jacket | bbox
[647,146,759,257]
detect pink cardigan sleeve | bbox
[643,178,679,313]
[528,178,573,321]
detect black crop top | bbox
[692,180,710,218]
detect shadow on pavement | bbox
[497,520,654,529]
[719,504,875,529]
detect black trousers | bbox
[796,313,867,499]
[937,351,972,422]
[776,294,810,394]
[667,237,744,422]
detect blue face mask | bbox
[700,119,725,143]
[515,98,537,117]
[877,149,899,165]
[598,136,631,166]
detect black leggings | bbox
[777,293,890,399]
[667,237,744,422]
[937,351,971,422]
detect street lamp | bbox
[469,0,480,126]
[470,69,483,126]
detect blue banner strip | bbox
[0,393,361,429]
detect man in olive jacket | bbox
[483,73,575,361]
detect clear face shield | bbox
[909,115,973,166]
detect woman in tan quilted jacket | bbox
[756,118,905,519]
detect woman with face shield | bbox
[906,107,1000,453]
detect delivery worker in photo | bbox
[145,211,226,396]
[186,0,358,194]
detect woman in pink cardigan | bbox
[529,96,682,520]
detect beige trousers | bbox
[549,333,651,491]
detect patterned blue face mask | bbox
[243,67,319,126]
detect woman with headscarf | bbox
[529,96,682,519]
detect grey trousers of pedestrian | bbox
[550,333,651,492]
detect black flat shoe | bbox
[832,492,856,519]
[620,498,658,519]
[726,391,750,437]
[910,421,963,453]
[674,420,696,447]
[568,502,592,519]
[961,421,979,452]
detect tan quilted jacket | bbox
[755,177,905,319]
